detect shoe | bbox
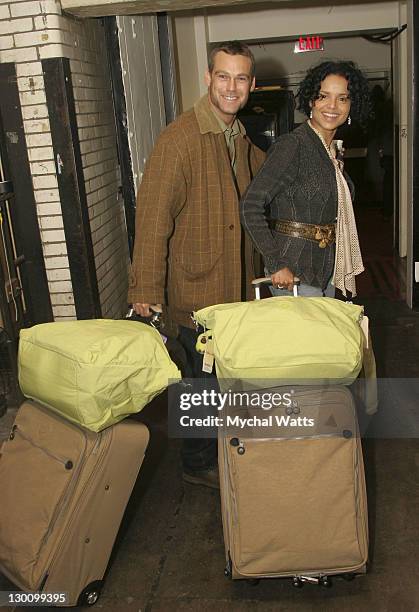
[183,467,219,489]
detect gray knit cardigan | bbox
[240,121,354,290]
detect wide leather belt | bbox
[271,219,336,248]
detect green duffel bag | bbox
[194,296,365,386]
[18,319,181,432]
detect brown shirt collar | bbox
[194,94,246,136]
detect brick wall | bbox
[0,1,129,320]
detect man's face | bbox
[205,51,255,125]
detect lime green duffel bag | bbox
[194,296,365,386]
[18,319,181,432]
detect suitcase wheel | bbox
[224,554,232,579]
[292,577,304,588]
[77,580,103,606]
[341,572,355,581]
[319,576,332,588]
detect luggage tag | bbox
[195,331,209,354]
[202,337,214,373]
[360,315,369,349]
[195,329,214,373]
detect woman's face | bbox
[310,74,351,141]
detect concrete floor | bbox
[1,214,419,611]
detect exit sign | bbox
[294,35,324,53]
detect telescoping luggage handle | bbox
[252,277,300,300]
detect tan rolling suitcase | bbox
[0,400,149,606]
[219,386,368,586]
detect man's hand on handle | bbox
[133,303,163,317]
[270,267,295,292]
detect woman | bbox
[240,60,371,297]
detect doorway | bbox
[245,30,404,304]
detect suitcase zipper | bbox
[225,390,356,449]
[228,429,355,455]
[8,421,90,588]
[44,428,113,584]
[10,425,72,467]
[32,431,90,585]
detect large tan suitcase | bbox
[219,386,368,586]
[0,400,149,606]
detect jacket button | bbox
[229,224,234,230]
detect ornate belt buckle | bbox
[314,226,327,248]
[314,226,334,248]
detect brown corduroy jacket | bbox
[128,95,265,329]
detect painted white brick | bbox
[102,231,116,251]
[39,0,62,15]
[22,104,49,120]
[16,61,43,76]
[43,242,67,257]
[86,191,99,206]
[11,2,44,18]
[34,190,60,204]
[0,36,14,50]
[69,59,82,73]
[53,309,77,320]
[46,268,70,281]
[101,136,115,150]
[50,292,74,305]
[83,151,102,167]
[0,17,33,35]
[40,215,64,230]
[14,29,62,47]
[31,160,56,175]
[71,74,90,88]
[100,206,114,225]
[44,256,69,269]
[24,119,50,133]
[26,132,52,147]
[62,30,78,47]
[42,229,66,243]
[0,5,10,18]
[87,177,106,193]
[89,216,101,233]
[75,49,96,65]
[74,114,92,129]
[79,62,100,77]
[17,75,44,90]
[28,146,54,161]
[96,186,117,204]
[36,202,63,217]
[1,16,125,324]
[20,90,46,106]
[32,174,57,189]
[0,47,37,62]
[48,279,73,292]
[82,165,97,182]
[38,43,73,60]
[79,140,92,155]
[34,13,65,30]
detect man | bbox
[128,41,264,488]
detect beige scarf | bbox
[308,121,364,297]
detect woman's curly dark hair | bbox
[296,60,371,128]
